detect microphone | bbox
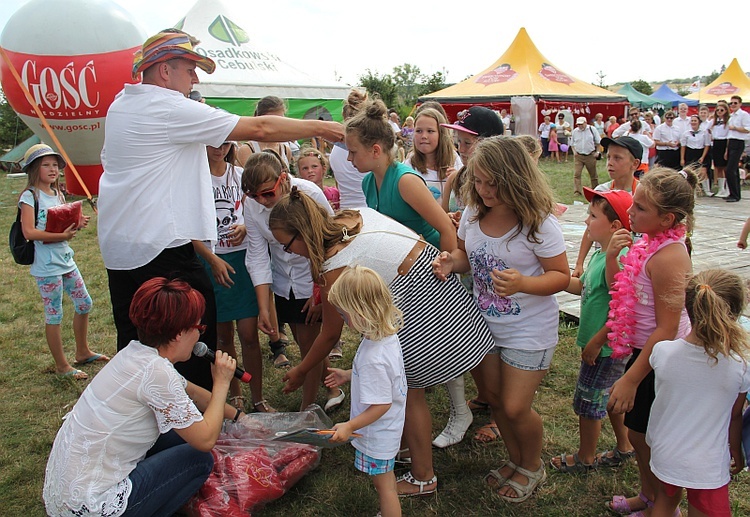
[192,342,251,383]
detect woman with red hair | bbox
[43,278,244,517]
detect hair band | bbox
[697,284,712,293]
[678,170,688,179]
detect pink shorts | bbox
[662,481,730,516]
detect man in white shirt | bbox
[98,30,343,389]
[500,109,512,134]
[652,112,681,170]
[613,107,651,138]
[388,110,402,136]
[672,103,691,138]
[571,116,601,195]
[725,95,750,202]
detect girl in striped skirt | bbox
[269,189,494,497]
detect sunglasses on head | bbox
[247,173,286,200]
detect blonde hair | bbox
[295,145,328,173]
[269,188,361,282]
[462,136,557,243]
[637,165,698,232]
[409,108,455,180]
[684,269,749,362]
[343,89,368,120]
[345,98,395,160]
[516,135,542,161]
[327,266,403,340]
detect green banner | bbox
[207,98,344,121]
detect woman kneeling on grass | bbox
[43,278,247,517]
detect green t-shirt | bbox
[362,161,441,249]
[577,248,626,357]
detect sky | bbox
[2,0,750,90]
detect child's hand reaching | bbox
[491,268,524,297]
[581,341,601,366]
[607,228,633,257]
[329,421,353,443]
[324,367,351,388]
[432,251,454,281]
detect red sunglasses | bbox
[247,173,286,200]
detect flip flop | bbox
[474,422,501,443]
[74,353,109,366]
[60,368,88,380]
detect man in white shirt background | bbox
[571,116,601,195]
[725,95,750,202]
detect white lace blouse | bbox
[43,341,203,517]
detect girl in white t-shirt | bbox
[647,269,749,517]
[432,137,569,503]
[326,265,407,517]
[405,108,462,203]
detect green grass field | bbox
[0,159,748,516]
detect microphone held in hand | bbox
[192,342,251,383]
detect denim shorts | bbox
[495,346,556,371]
[354,449,395,476]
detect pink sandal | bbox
[607,492,653,514]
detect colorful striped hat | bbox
[132,30,215,80]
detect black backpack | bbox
[9,189,38,265]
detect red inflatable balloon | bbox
[0,0,145,195]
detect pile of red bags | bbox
[186,406,329,516]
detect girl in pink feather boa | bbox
[604,166,696,516]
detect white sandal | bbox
[396,471,437,497]
[496,462,546,503]
[395,448,411,464]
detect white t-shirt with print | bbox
[458,207,567,350]
[350,333,407,460]
[208,164,247,254]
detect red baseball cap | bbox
[583,187,632,231]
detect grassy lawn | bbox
[0,160,748,516]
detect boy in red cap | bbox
[551,188,635,473]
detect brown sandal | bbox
[229,396,246,412]
[474,422,501,443]
[253,399,277,413]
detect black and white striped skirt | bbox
[390,246,494,389]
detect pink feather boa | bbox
[606,225,687,358]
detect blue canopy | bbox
[650,84,699,107]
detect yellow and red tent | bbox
[686,59,750,106]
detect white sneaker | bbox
[432,407,473,448]
[718,188,730,198]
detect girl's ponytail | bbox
[685,269,749,362]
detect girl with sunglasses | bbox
[241,152,344,411]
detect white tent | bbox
[175,0,350,119]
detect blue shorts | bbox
[492,346,555,371]
[354,449,394,476]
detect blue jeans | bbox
[121,430,213,517]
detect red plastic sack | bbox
[44,201,83,242]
